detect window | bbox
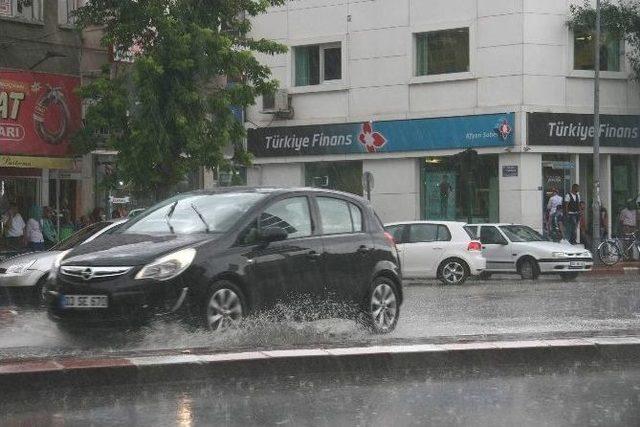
[499,225,543,242]
[317,197,362,235]
[294,43,342,86]
[0,0,43,21]
[385,225,405,244]
[574,32,621,72]
[261,197,312,239]
[416,28,469,76]
[464,225,478,239]
[480,226,507,245]
[58,0,80,25]
[409,224,438,243]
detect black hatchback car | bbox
[46,188,402,333]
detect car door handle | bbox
[433,247,443,250]
[306,250,322,260]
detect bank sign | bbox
[0,70,81,157]
[529,113,640,147]
[247,113,515,157]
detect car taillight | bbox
[384,232,396,248]
[467,241,482,251]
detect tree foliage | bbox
[73,0,286,197]
[568,0,640,79]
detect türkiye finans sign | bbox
[529,113,640,147]
[248,113,515,157]
[0,70,81,157]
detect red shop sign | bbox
[0,70,81,157]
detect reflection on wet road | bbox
[2,360,640,426]
[1,276,640,358]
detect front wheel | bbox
[366,277,400,334]
[438,259,470,285]
[203,281,246,332]
[598,241,622,266]
[519,258,539,280]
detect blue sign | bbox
[248,113,515,157]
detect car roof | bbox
[385,220,468,227]
[470,223,521,227]
[179,187,369,203]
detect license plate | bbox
[61,295,108,309]
[570,261,585,267]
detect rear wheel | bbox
[560,272,579,281]
[438,258,469,285]
[518,258,539,280]
[366,277,400,334]
[598,241,622,266]
[203,280,246,332]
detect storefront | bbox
[528,113,640,238]
[247,113,514,222]
[0,70,86,247]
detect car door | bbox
[315,196,374,302]
[479,226,513,271]
[401,223,443,279]
[241,195,325,305]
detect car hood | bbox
[61,233,215,267]
[514,241,591,255]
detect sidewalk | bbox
[588,261,640,276]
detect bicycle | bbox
[597,230,640,266]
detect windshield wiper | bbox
[165,200,178,234]
[191,203,210,233]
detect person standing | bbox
[42,207,58,248]
[24,205,45,252]
[439,175,452,218]
[619,201,637,235]
[546,187,563,240]
[2,204,25,250]
[564,184,581,245]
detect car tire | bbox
[518,258,539,280]
[560,272,579,281]
[438,258,470,285]
[202,280,247,332]
[32,275,48,306]
[365,277,400,334]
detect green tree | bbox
[568,1,640,78]
[73,0,286,199]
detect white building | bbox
[245,0,640,237]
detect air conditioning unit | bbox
[262,89,293,119]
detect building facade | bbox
[245,0,640,237]
[0,0,108,226]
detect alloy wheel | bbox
[370,283,398,332]
[442,261,465,284]
[207,288,243,331]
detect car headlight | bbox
[135,248,196,281]
[5,260,36,275]
[552,252,567,258]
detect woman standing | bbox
[24,205,45,252]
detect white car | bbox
[384,221,486,285]
[464,223,593,280]
[0,220,125,301]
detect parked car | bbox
[46,188,402,333]
[384,221,485,285]
[464,224,593,280]
[0,220,125,302]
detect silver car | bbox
[0,220,125,300]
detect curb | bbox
[2,336,639,391]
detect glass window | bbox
[318,197,355,235]
[437,225,452,241]
[0,0,43,21]
[120,193,266,235]
[385,225,405,243]
[416,28,469,76]
[409,224,438,243]
[58,0,79,25]
[261,197,312,239]
[349,203,363,232]
[574,32,621,72]
[294,43,342,86]
[611,155,639,236]
[480,226,507,245]
[305,161,363,196]
[500,225,544,242]
[464,225,478,239]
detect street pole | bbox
[592,0,602,259]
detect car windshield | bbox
[51,222,112,251]
[499,225,545,242]
[118,192,266,235]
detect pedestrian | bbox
[24,205,45,252]
[546,187,563,240]
[111,208,121,219]
[42,207,58,248]
[439,175,452,218]
[2,204,25,250]
[600,206,609,240]
[619,200,637,235]
[563,184,581,245]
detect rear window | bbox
[317,197,364,235]
[464,225,478,239]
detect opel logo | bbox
[81,268,94,281]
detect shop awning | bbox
[0,155,76,170]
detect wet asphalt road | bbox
[2,358,640,426]
[0,275,639,359]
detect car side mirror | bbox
[259,227,288,243]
